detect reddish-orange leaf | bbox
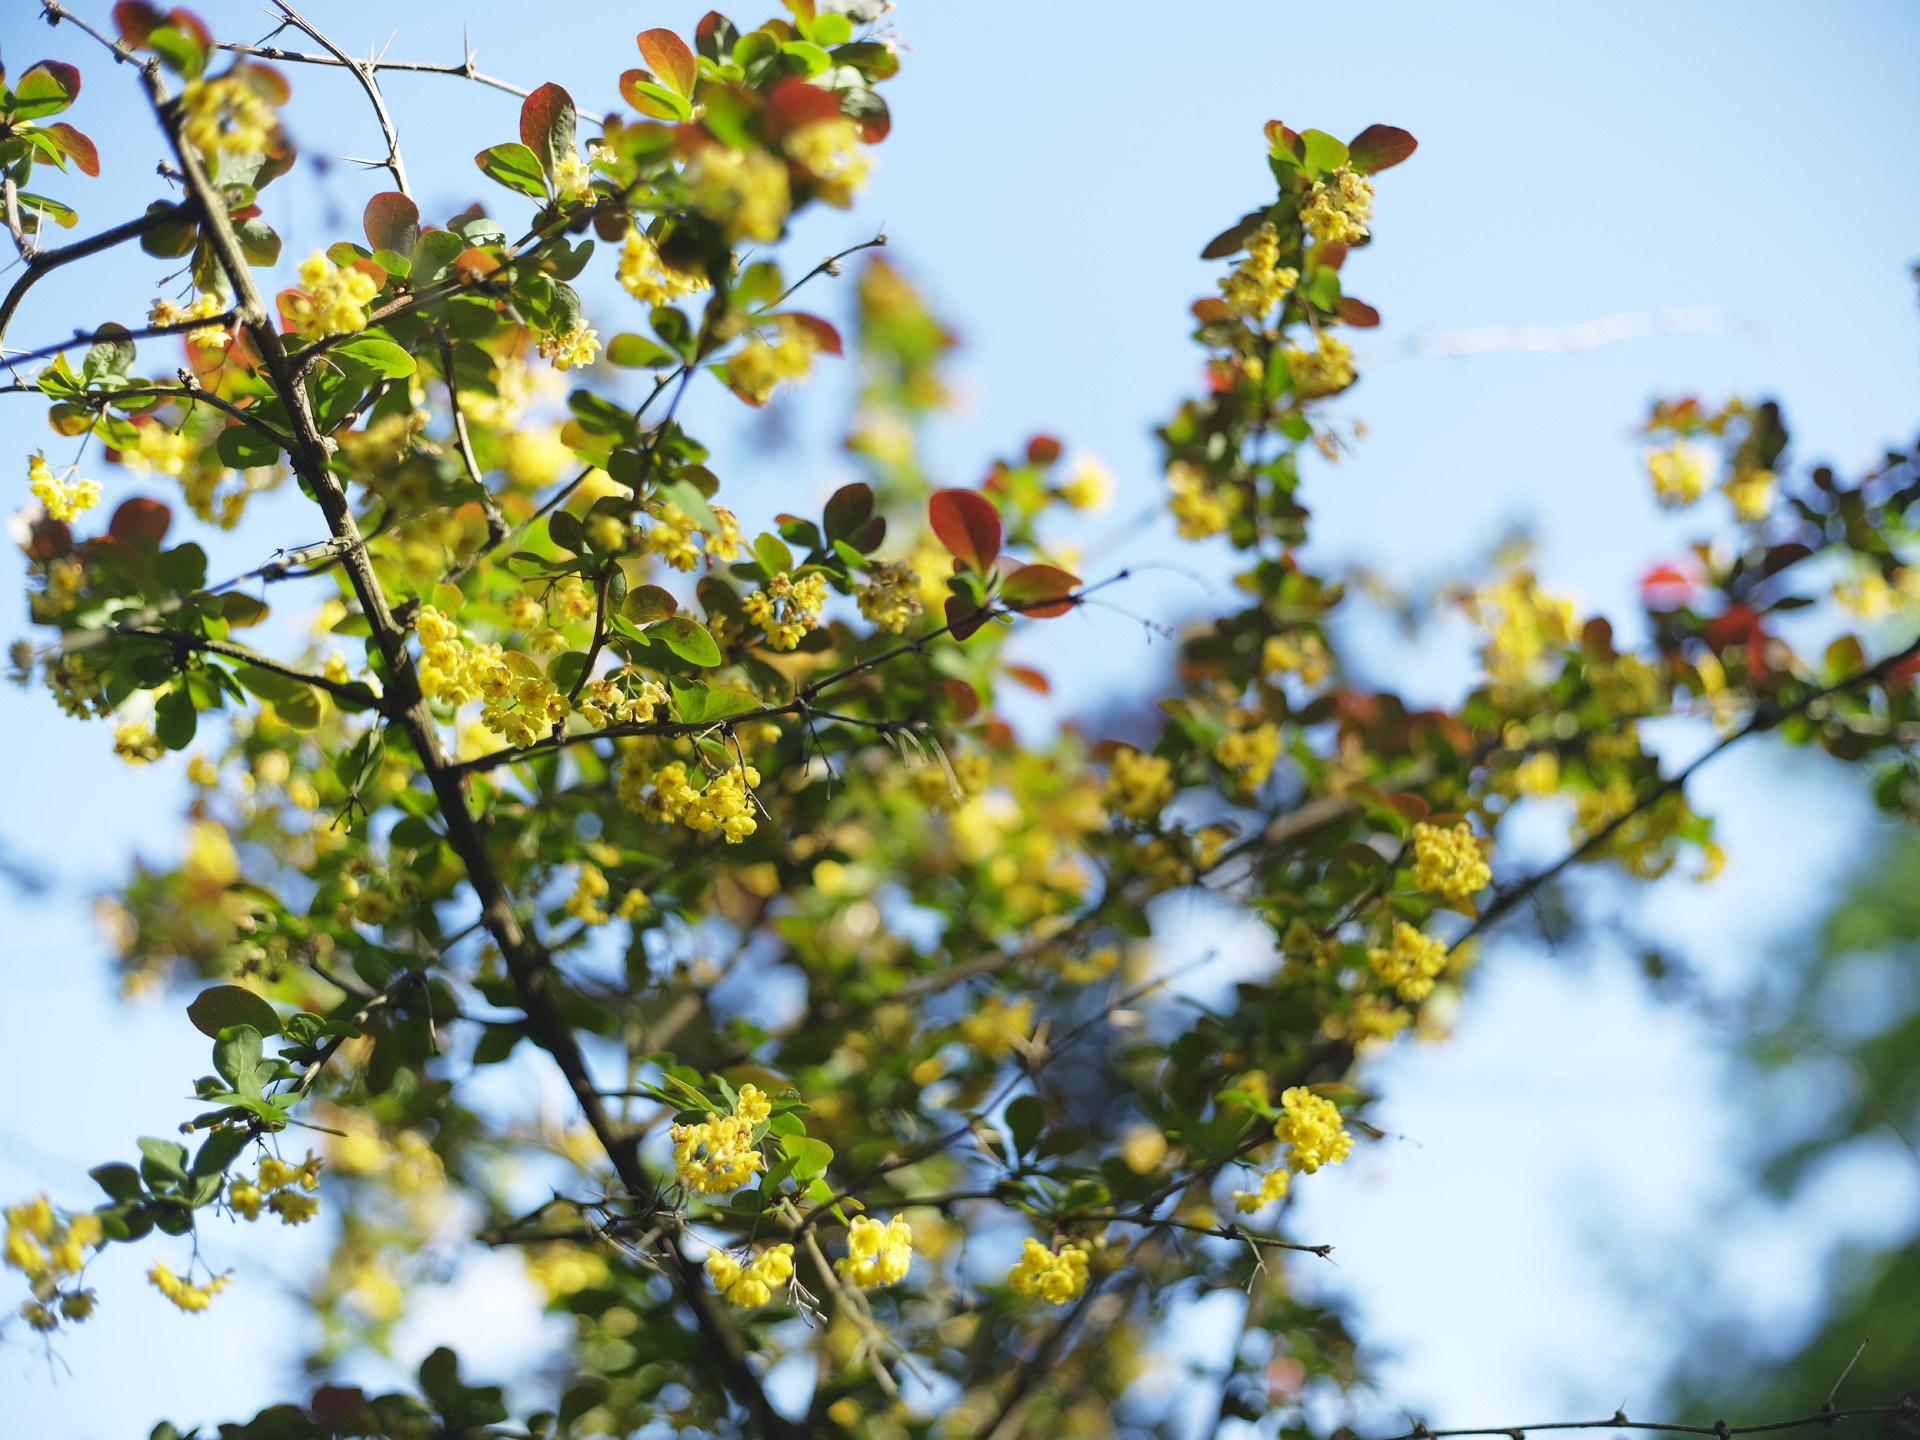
[637,28,698,97]
[928,489,1002,573]
[999,561,1080,618]
[938,677,980,720]
[944,595,993,642]
[43,124,99,177]
[520,82,576,169]
[1192,297,1233,325]
[783,312,842,356]
[1347,124,1418,175]
[1335,296,1380,328]
[109,495,171,548]
[1026,435,1061,466]
[1006,666,1050,695]
[763,77,843,138]
[453,247,500,282]
[363,191,419,255]
[112,1,165,43]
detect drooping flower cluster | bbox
[539,323,600,372]
[836,1215,913,1289]
[27,450,100,522]
[688,143,790,242]
[5,1195,104,1331]
[1647,441,1712,506]
[616,756,762,843]
[1220,224,1300,318]
[706,1243,795,1308]
[1005,1238,1090,1305]
[414,605,570,748]
[728,318,823,405]
[1469,571,1578,697]
[180,73,277,158]
[226,1151,322,1226]
[1284,331,1356,397]
[1369,920,1450,1002]
[285,252,380,342]
[1410,821,1491,900]
[644,502,741,571]
[1215,720,1281,787]
[670,1085,772,1195]
[1272,1086,1352,1174]
[577,674,668,730]
[1103,747,1174,823]
[1300,166,1374,245]
[1263,630,1330,686]
[785,116,871,207]
[148,1261,230,1314]
[1231,1165,1291,1214]
[856,560,923,632]
[1166,459,1233,539]
[617,228,710,307]
[149,292,231,347]
[744,570,830,650]
[564,862,611,925]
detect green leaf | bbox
[754,531,794,577]
[216,423,283,469]
[474,142,549,199]
[213,1025,264,1089]
[648,616,721,667]
[607,333,677,368]
[90,1162,145,1203]
[781,1134,834,1180]
[329,335,416,377]
[137,1137,189,1188]
[187,984,282,1038]
[1298,128,1349,176]
[12,61,82,120]
[191,1127,252,1178]
[155,686,197,750]
[823,482,873,541]
[1004,1093,1045,1158]
[549,509,584,553]
[671,679,760,724]
[622,584,679,622]
[811,12,853,45]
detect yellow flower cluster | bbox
[1006,1238,1089,1304]
[1284,332,1356,397]
[113,718,163,764]
[1220,225,1300,318]
[706,1243,795,1307]
[578,675,668,730]
[525,1243,610,1302]
[1263,630,1330,686]
[180,74,277,158]
[1646,441,1712,507]
[1724,466,1776,522]
[955,992,1035,1060]
[836,1215,912,1289]
[227,1151,322,1225]
[1470,571,1577,696]
[1301,167,1374,245]
[786,116,871,206]
[285,252,379,342]
[565,862,611,925]
[689,144,791,242]
[1272,1086,1352,1174]
[149,1261,230,1314]
[1231,1166,1290,1214]
[745,570,830,650]
[149,292,231,347]
[856,560,923,632]
[1835,566,1920,621]
[645,502,740,571]
[1167,459,1233,539]
[27,450,100,522]
[6,1196,104,1330]
[670,1085,772,1194]
[617,756,763,842]
[728,319,822,404]
[618,228,710,307]
[1369,920,1449,1002]
[414,606,571,748]
[1104,747,1174,823]
[1410,821,1491,899]
[1321,991,1413,1048]
[1215,720,1281,786]
[551,151,594,201]
[539,322,600,372]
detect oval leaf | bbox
[648,615,721,666]
[637,28,698,97]
[1348,123,1418,175]
[363,191,420,255]
[929,489,1002,573]
[329,335,417,377]
[520,82,578,179]
[1000,561,1081,618]
[187,984,283,1039]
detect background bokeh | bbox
[2,1,1916,1433]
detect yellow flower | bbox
[670,1084,775,1194]
[228,1179,264,1221]
[1103,747,1174,823]
[618,228,710,307]
[1166,459,1233,539]
[1220,225,1299,318]
[539,322,600,372]
[1006,1238,1089,1304]
[1215,720,1280,787]
[27,451,101,522]
[707,1242,794,1307]
[1368,920,1449,1002]
[551,151,593,200]
[1272,1087,1351,1174]
[565,862,612,926]
[148,1261,229,1313]
[1263,631,1330,686]
[269,1190,319,1226]
[728,318,822,405]
[1647,442,1712,507]
[688,144,791,242]
[785,115,870,206]
[1301,167,1374,245]
[856,560,923,632]
[836,1215,913,1289]
[1231,1167,1290,1214]
[1724,467,1775,523]
[1410,821,1490,899]
[180,74,277,158]
[285,252,380,342]
[1284,332,1356,397]
[744,570,829,650]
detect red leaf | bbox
[1192,297,1234,325]
[1006,666,1050,694]
[763,76,842,138]
[1639,562,1695,610]
[1704,604,1760,652]
[928,489,1002,573]
[519,82,577,176]
[637,28,698,97]
[938,677,980,719]
[113,1,165,44]
[363,191,419,256]
[109,496,171,548]
[1026,435,1061,466]
[783,312,842,356]
[18,61,82,108]
[944,595,993,642]
[42,123,99,177]
[1335,296,1380,328]
[1348,124,1418,175]
[999,561,1080,618]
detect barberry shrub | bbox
[5,4,1919,1438]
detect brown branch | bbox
[435,333,507,546]
[210,38,568,111]
[1361,1403,1914,1440]
[0,202,199,348]
[265,2,411,196]
[2,312,239,369]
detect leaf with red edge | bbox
[695,12,740,61]
[1348,124,1417,175]
[113,1,165,44]
[1026,435,1061,466]
[13,62,83,120]
[782,312,842,356]
[929,489,1002,574]
[763,76,843,138]
[1200,211,1266,261]
[109,496,171,549]
[944,595,993,642]
[1335,296,1380,328]
[519,82,578,180]
[619,71,691,122]
[41,124,100,177]
[1006,666,1050,695]
[938,678,980,720]
[363,191,419,256]
[999,561,1080,618]
[637,28,698,97]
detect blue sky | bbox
[2,0,1917,1433]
